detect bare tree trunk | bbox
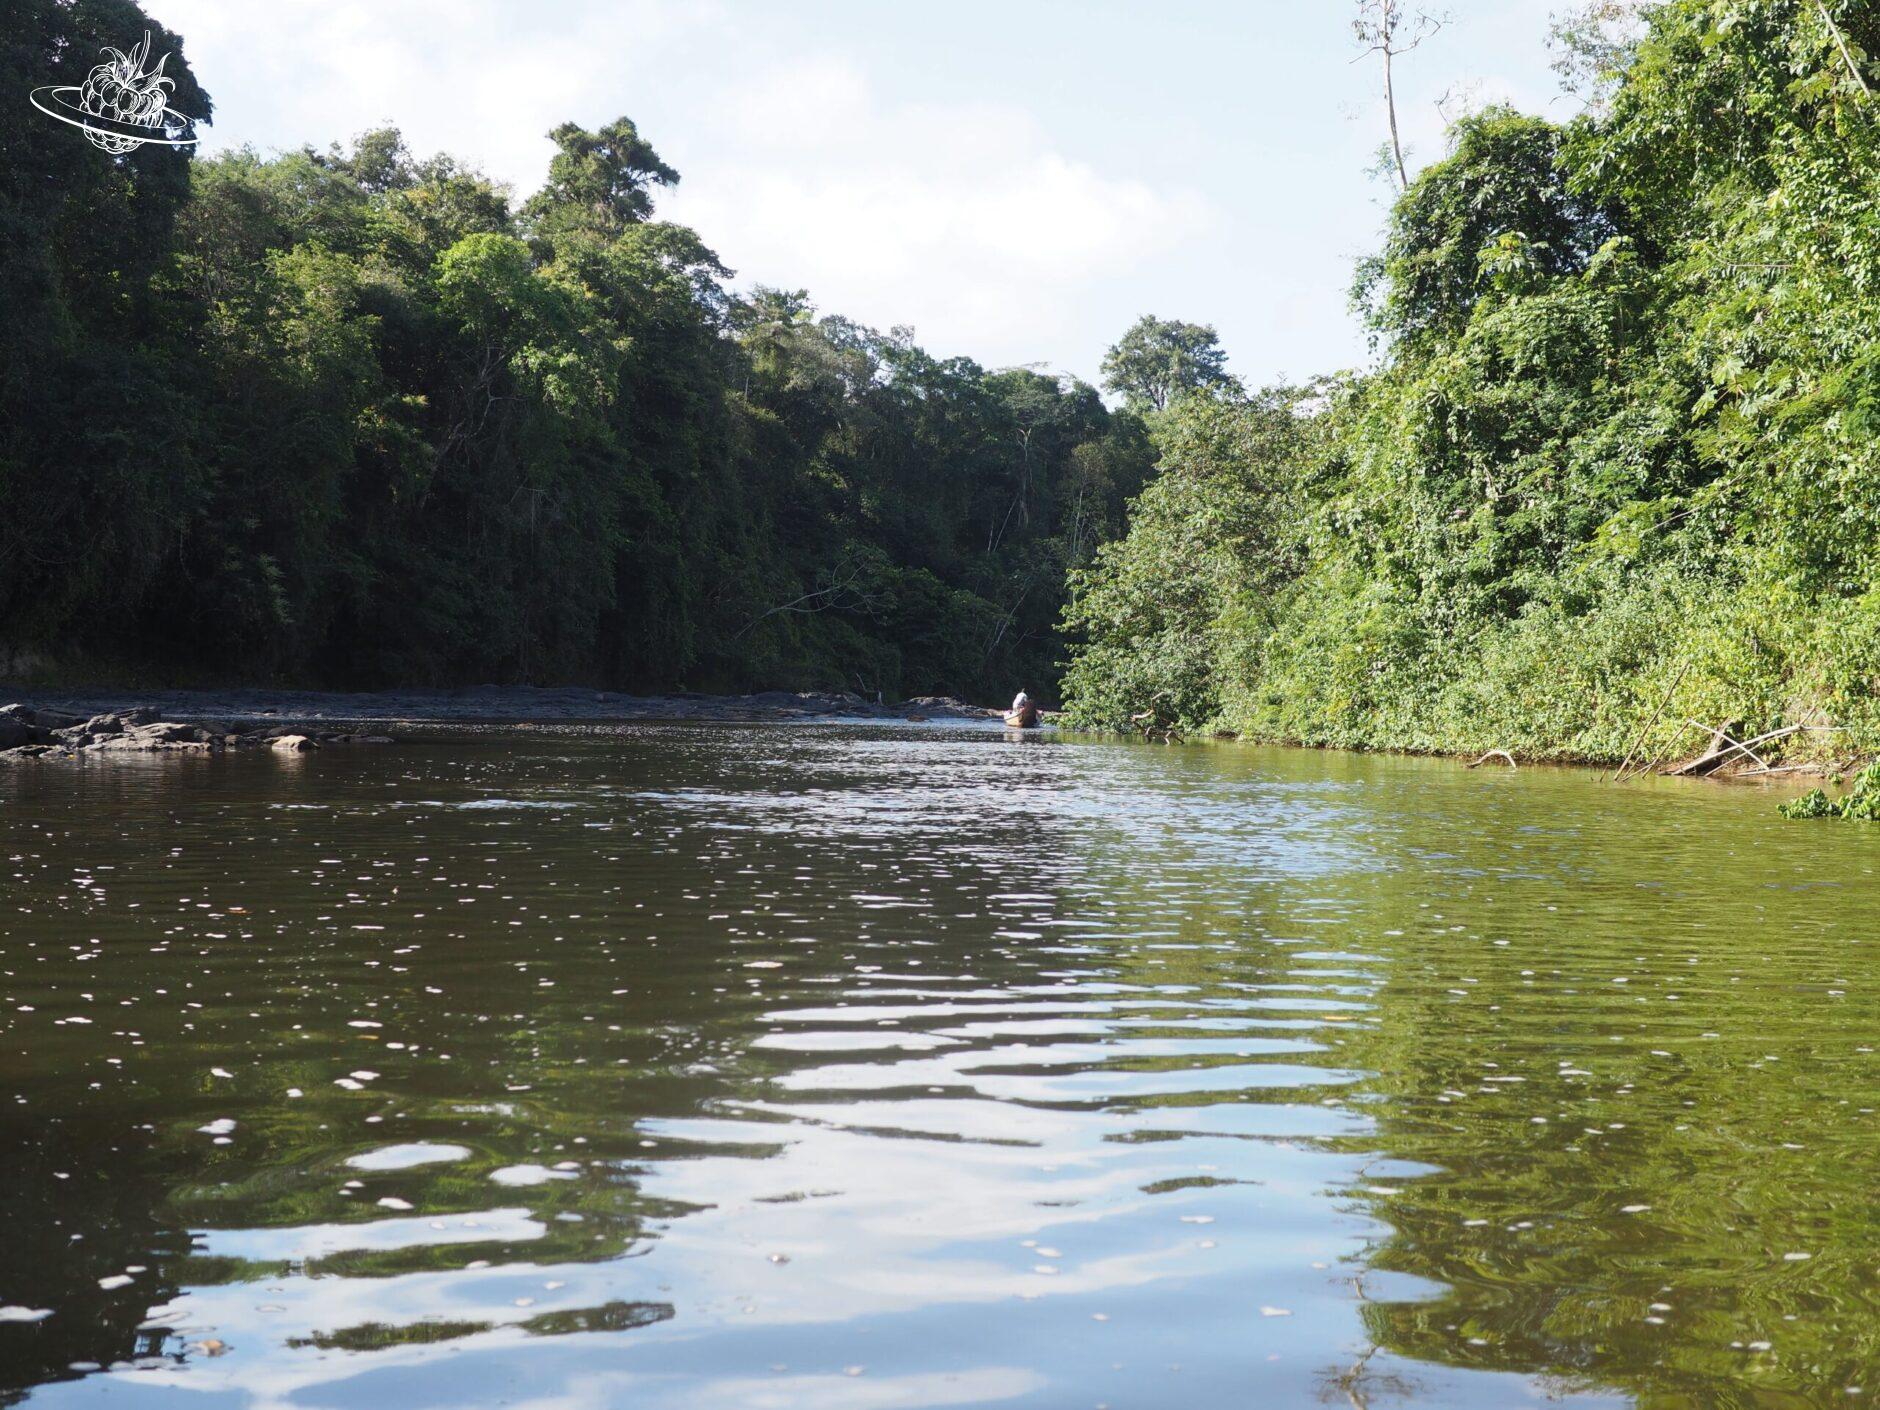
[1382,1,1408,190]
[1354,0,1442,192]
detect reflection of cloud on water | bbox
[100,1086,1370,1405]
[345,1142,474,1171]
[2,724,1477,1407]
[511,1366,1049,1410]
[590,730,1381,882]
[195,1207,546,1262]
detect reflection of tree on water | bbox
[287,1299,673,1354]
[1074,751,1880,1406]
[0,1120,189,1403]
[1322,1336,1419,1410]
[0,1076,695,1399]
[0,838,779,1392]
[1300,819,1880,1405]
[0,735,1060,1395]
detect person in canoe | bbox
[1004,691,1042,728]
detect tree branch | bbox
[1816,0,1872,97]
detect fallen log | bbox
[1467,749,1517,770]
[1669,721,1842,778]
[1663,720,1829,776]
[1665,720,1753,776]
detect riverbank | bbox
[0,686,1007,760]
[1180,724,1856,785]
[0,704,398,760]
[0,683,1831,785]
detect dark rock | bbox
[14,706,83,729]
[0,718,35,749]
[83,713,126,735]
[902,695,996,719]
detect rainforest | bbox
[1061,1,1880,769]
[6,6,1880,1408]
[5,0,1880,772]
[1,1,1153,702]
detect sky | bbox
[143,0,1579,388]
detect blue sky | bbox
[148,0,1576,387]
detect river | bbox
[1,723,1874,1407]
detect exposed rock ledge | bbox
[0,704,394,760]
[0,688,1007,760]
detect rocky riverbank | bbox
[0,687,1008,761]
[0,704,393,760]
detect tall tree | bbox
[1066,0,1880,781]
[1100,316,1240,414]
[522,117,679,241]
[1352,0,1445,191]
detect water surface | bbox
[1,725,1874,1407]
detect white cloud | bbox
[142,1,1212,374]
[147,0,723,193]
[668,73,1212,365]
[132,0,1573,384]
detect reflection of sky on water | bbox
[607,734,1380,886]
[3,724,1870,1408]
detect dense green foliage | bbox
[1065,0,1880,767]
[1779,760,1880,819]
[1,0,1150,698]
[1099,315,1241,415]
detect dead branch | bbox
[1664,720,1846,776]
[1666,719,1770,775]
[1129,696,1183,743]
[1611,658,1690,782]
[734,565,878,639]
[1352,0,1448,189]
[1467,749,1517,770]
